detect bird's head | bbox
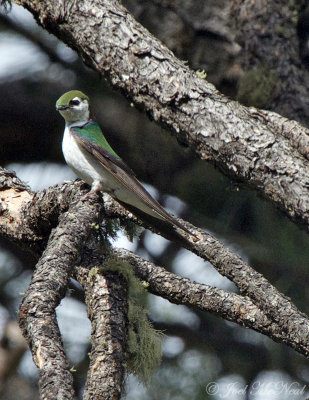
[56,90,90,124]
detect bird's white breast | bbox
[62,126,118,192]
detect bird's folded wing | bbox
[71,130,185,228]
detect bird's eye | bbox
[69,99,80,106]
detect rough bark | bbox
[75,262,128,400]
[102,191,309,358]
[2,0,309,397]
[0,169,128,398]
[18,189,104,398]
[12,0,309,233]
[114,248,309,356]
[127,0,309,126]
[1,167,308,359]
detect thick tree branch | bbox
[11,0,309,231]
[12,177,127,398]
[76,264,128,400]
[1,167,308,358]
[0,169,36,250]
[18,191,105,398]
[72,225,129,400]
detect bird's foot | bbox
[80,180,102,202]
[81,188,100,202]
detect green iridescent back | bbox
[72,121,120,159]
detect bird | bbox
[56,90,193,238]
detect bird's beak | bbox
[56,105,69,111]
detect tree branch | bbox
[18,190,105,398]
[113,248,309,356]
[102,194,309,358]
[12,176,128,398]
[11,0,309,231]
[76,264,128,400]
[1,166,308,358]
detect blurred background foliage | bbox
[0,1,308,399]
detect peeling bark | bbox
[0,169,128,398]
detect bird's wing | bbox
[70,129,190,233]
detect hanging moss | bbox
[99,255,145,300]
[237,67,278,109]
[99,255,162,383]
[126,302,163,383]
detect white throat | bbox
[67,118,89,128]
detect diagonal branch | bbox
[105,201,309,357]
[11,0,309,230]
[114,248,309,357]
[189,231,309,355]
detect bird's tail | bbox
[117,201,193,245]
